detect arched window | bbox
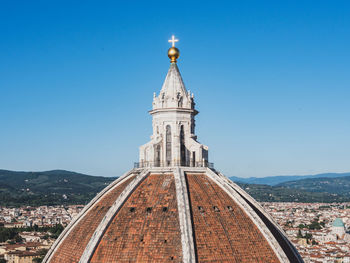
[154,145,161,167]
[180,125,186,166]
[166,125,172,166]
[192,151,196,167]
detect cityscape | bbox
[1,202,350,263]
[2,1,349,262]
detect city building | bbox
[332,218,346,239]
[4,251,40,263]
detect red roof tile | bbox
[49,176,135,263]
[90,173,182,262]
[186,173,279,262]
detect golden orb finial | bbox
[168,47,180,63]
[168,35,180,63]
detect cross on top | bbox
[168,35,179,47]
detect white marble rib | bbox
[174,167,196,263]
[43,168,137,263]
[78,168,149,263]
[204,168,290,263]
[216,170,302,262]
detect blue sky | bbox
[0,1,349,177]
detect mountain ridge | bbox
[229,172,350,186]
[277,175,350,195]
[0,169,117,207]
[2,169,350,206]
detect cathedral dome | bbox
[44,170,302,263]
[43,37,303,263]
[332,218,345,227]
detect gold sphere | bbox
[168,47,180,63]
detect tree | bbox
[49,224,64,238]
[308,221,321,230]
[304,233,312,239]
[284,220,293,227]
[33,249,48,263]
[0,227,18,242]
[297,229,303,238]
[298,224,306,229]
[14,234,23,243]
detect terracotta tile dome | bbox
[44,169,303,263]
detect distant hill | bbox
[234,174,350,203]
[2,169,350,206]
[236,182,350,203]
[230,172,350,186]
[0,170,116,207]
[277,175,350,196]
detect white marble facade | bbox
[139,62,208,167]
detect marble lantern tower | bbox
[139,36,208,168]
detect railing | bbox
[134,161,214,169]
